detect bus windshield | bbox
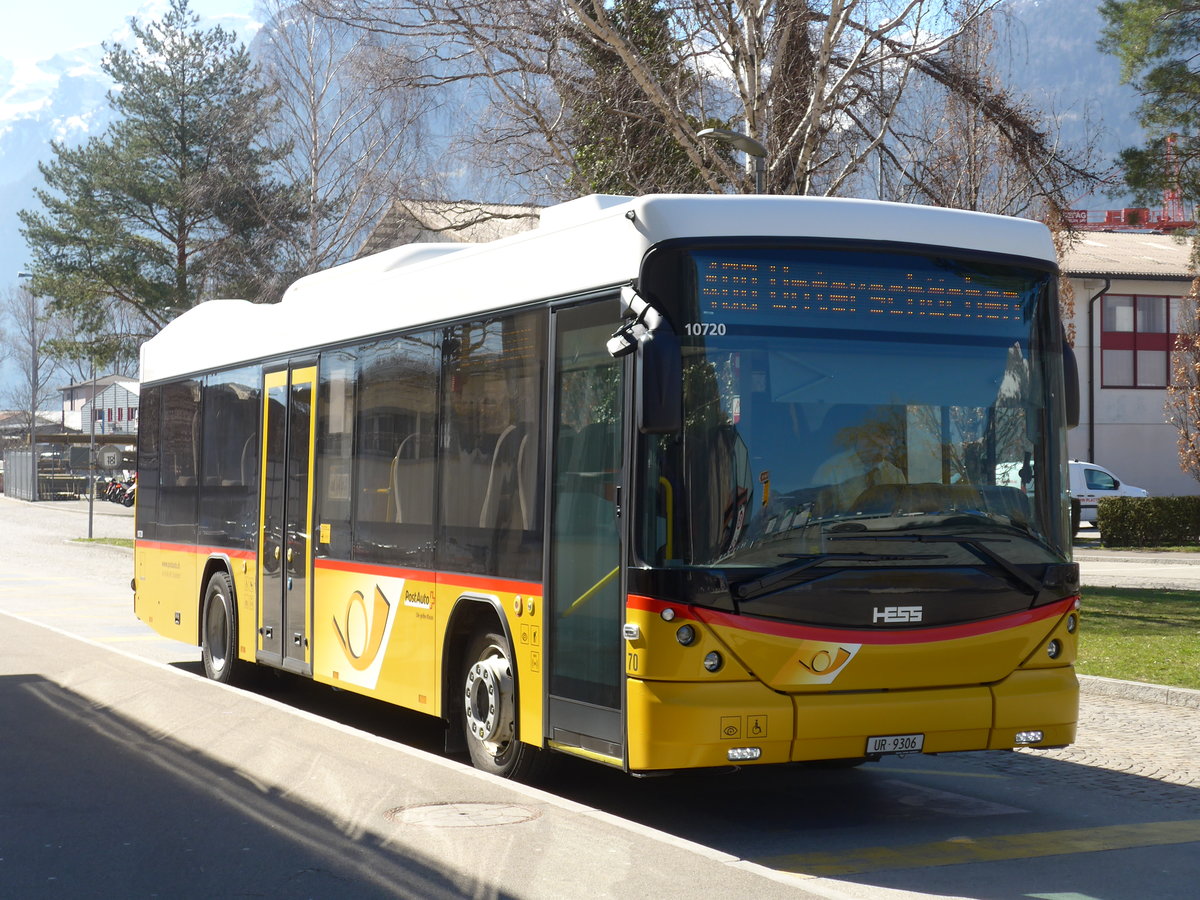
[639,246,1070,597]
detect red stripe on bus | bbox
[135,540,256,561]
[627,594,1077,645]
[313,558,541,594]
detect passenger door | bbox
[545,300,627,763]
[258,364,317,674]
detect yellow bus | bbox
[134,193,1081,779]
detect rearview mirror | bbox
[638,321,681,434]
[1062,328,1080,429]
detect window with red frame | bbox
[1101,295,1176,388]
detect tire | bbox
[201,571,242,685]
[461,629,539,780]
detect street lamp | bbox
[697,127,768,194]
[87,351,98,539]
[17,272,37,502]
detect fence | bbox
[2,448,89,501]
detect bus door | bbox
[546,300,627,764]
[258,364,317,674]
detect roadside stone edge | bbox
[1074,551,1200,565]
[1079,673,1200,710]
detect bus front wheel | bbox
[201,571,241,685]
[461,629,538,780]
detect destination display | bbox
[692,249,1044,338]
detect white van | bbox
[1069,460,1149,525]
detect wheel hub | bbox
[464,651,513,751]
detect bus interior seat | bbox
[516,431,536,530]
[557,422,617,537]
[479,423,523,528]
[391,432,436,524]
[239,435,256,486]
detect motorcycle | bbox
[121,475,137,508]
[107,475,134,503]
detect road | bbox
[2,495,1199,899]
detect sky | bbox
[0,0,259,114]
[0,1,259,64]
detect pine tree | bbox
[1100,1,1200,219]
[18,0,300,354]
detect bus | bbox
[133,193,1081,779]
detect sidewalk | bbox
[0,611,852,899]
[1075,547,1200,565]
[1073,532,1200,589]
[1080,674,1200,711]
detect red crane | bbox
[1068,135,1194,232]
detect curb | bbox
[1079,673,1200,710]
[1075,552,1200,565]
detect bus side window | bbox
[316,351,356,559]
[352,332,438,565]
[438,311,546,581]
[159,379,201,544]
[199,365,261,550]
[136,383,162,541]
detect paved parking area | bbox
[1044,679,1200,794]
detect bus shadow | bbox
[0,673,509,899]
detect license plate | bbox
[866,733,924,755]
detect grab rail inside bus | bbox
[564,566,619,617]
[659,476,674,560]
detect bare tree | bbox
[302,0,1092,203]
[1167,279,1200,484]
[887,9,1097,218]
[1,284,71,442]
[878,9,1099,338]
[257,0,436,276]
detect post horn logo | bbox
[333,585,391,671]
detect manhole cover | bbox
[384,802,541,828]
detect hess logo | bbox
[872,605,923,624]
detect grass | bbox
[1077,587,1200,690]
[72,537,134,550]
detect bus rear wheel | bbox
[461,629,538,780]
[201,571,241,685]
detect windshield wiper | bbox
[832,533,1043,597]
[731,551,944,601]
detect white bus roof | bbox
[140,193,1058,384]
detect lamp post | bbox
[17,272,38,502]
[697,127,768,193]
[87,352,97,539]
